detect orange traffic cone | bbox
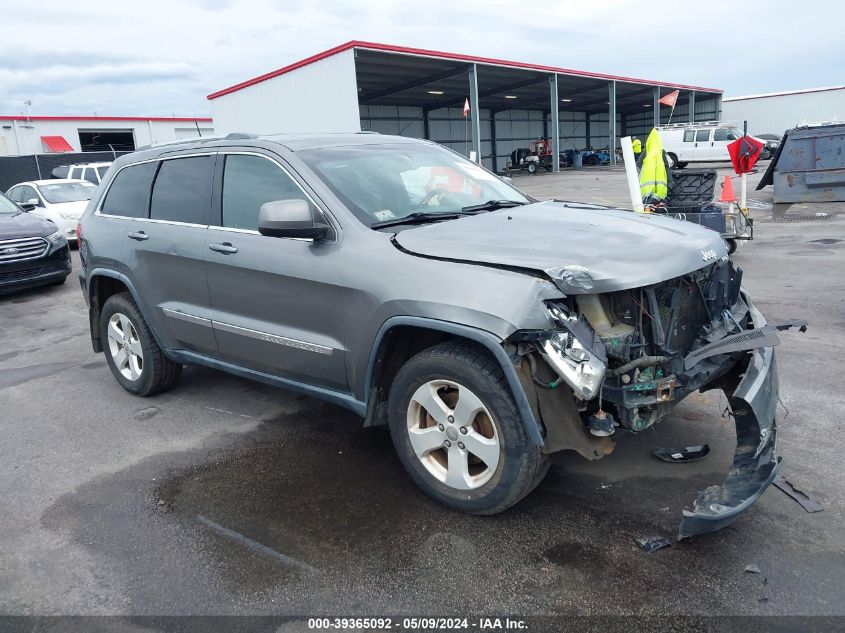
[719,175,736,202]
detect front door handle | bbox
[127,231,149,241]
[209,242,238,254]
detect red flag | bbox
[463,98,470,118]
[658,90,679,108]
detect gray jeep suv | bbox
[78,133,795,538]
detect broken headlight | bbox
[539,314,606,401]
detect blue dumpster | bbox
[758,123,845,203]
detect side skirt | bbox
[166,349,367,417]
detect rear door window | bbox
[149,156,214,225]
[81,168,98,184]
[101,161,157,217]
[70,167,83,179]
[683,130,695,142]
[96,166,109,181]
[695,129,711,142]
[221,154,311,231]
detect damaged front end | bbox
[509,257,804,538]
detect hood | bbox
[49,200,88,219]
[0,211,55,241]
[393,201,728,294]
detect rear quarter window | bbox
[149,156,214,225]
[101,162,157,218]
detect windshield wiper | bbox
[371,211,471,229]
[460,199,526,213]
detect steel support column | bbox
[608,80,617,165]
[550,74,560,171]
[689,90,696,123]
[585,116,591,149]
[653,87,660,128]
[422,107,431,140]
[468,63,482,163]
[490,111,498,172]
[715,94,723,121]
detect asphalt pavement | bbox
[1,162,843,621]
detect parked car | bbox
[78,133,793,538]
[6,179,97,244]
[658,123,766,168]
[0,191,71,293]
[755,133,782,160]
[51,162,112,185]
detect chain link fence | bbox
[0,151,132,192]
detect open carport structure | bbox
[209,41,722,172]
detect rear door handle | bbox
[209,242,238,254]
[127,231,149,241]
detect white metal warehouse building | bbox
[208,41,723,173]
[721,86,845,136]
[0,116,214,157]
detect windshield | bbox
[0,193,21,215]
[298,143,530,227]
[38,182,97,204]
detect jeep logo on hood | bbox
[700,249,718,262]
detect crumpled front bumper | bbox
[678,296,782,539]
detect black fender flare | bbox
[363,316,545,447]
[87,268,168,352]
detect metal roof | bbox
[0,116,213,122]
[207,40,722,101]
[723,85,845,102]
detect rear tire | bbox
[527,162,538,174]
[388,341,549,515]
[100,292,182,396]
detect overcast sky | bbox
[2,0,842,117]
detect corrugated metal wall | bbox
[211,49,361,136]
[623,96,720,138]
[722,89,845,135]
[361,105,628,171]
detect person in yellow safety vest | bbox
[639,128,668,203]
[631,136,642,155]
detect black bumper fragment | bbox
[678,299,783,539]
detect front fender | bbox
[364,316,545,447]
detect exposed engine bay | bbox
[512,257,762,438]
[507,257,805,538]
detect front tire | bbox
[667,153,680,169]
[100,292,182,396]
[388,342,549,515]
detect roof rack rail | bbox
[136,132,258,151]
[657,120,734,130]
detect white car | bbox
[6,179,97,243]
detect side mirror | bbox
[21,198,39,211]
[258,199,330,241]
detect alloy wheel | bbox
[107,312,144,381]
[406,379,501,490]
